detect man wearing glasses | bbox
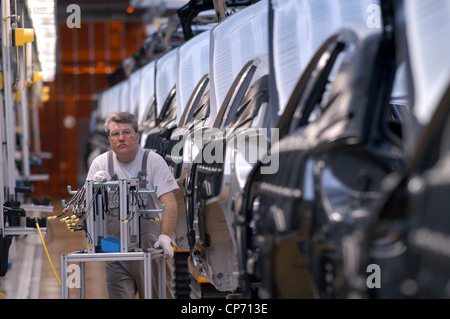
[86,111,179,299]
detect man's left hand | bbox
[154,234,173,258]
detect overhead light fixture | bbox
[26,0,56,82]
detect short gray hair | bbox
[104,112,138,135]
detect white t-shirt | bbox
[87,148,179,199]
[86,148,179,246]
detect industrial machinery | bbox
[1,0,53,287]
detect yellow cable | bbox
[14,0,19,87]
[36,222,61,287]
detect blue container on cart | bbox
[101,237,120,253]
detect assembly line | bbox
[1,0,450,300]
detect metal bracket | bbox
[67,185,78,195]
[138,204,166,214]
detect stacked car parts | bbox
[89,0,450,299]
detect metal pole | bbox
[78,262,86,299]
[1,0,18,197]
[0,96,4,235]
[144,251,152,299]
[212,0,227,22]
[86,180,95,253]
[120,179,129,252]
[158,257,166,299]
[31,81,42,154]
[60,254,68,299]
[19,42,30,179]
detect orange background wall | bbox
[33,20,146,200]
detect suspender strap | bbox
[138,149,150,188]
[107,150,118,180]
[141,149,149,175]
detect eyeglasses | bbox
[109,129,135,139]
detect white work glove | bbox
[154,234,173,258]
[93,170,111,182]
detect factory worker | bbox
[86,111,179,299]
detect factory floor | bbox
[0,199,108,299]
